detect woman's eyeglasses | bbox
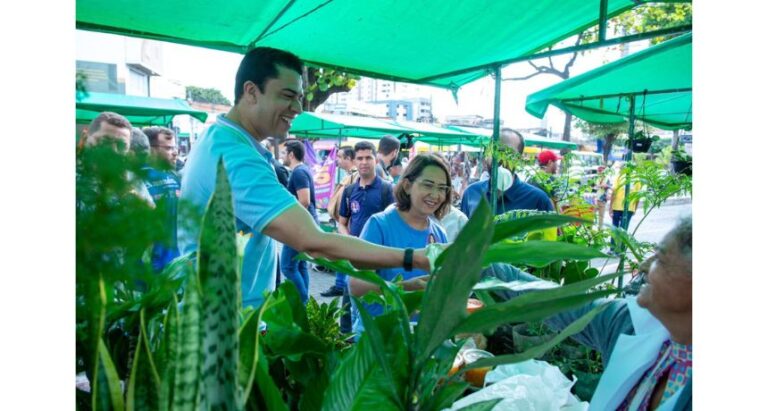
[415,179,451,196]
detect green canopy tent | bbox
[446,125,579,150]
[76,1,688,91]
[525,33,692,131]
[289,112,413,140]
[525,33,692,286]
[77,0,690,214]
[76,91,209,126]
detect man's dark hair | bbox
[88,111,131,135]
[501,128,525,154]
[284,139,305,162]
[339,146,355,160]
[234,47,304,104]
[354,141,376,156]
[378,135,401,156]
[142,126,175,146]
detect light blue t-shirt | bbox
[179,114,298,309]
[351,206,448,335]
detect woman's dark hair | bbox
[234,47,303,104]
[395,153,451,219]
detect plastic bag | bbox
[446,359,588,411]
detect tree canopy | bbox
[185,85,231,106]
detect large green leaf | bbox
[172,272,202,411]
[296,254,386,288]
[415,199,494,366]
[252,345,289,411]
[473,278,559,292]
[239,294,276,407]
[462,303,609,370]
[321,330,400,411]
[422,382,470,411]
[353,298,404,408]
[416,340,464,408]
[262,283,329,359]
[482,241,607,268]
[453,290,616,335]
[158,295,180,411]
[127,310,160,411]
[93,338,125,411]
[198,159,241,410]
[492,214,587,243]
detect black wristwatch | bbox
[403,248,414,272]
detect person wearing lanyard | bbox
[349,153,451,337]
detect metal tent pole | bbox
[616,94,636,290]
[488,64,502,216]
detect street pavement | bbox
[304,197,692,305]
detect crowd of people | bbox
[77,46,691,410]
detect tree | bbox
[302,67,359,112]
[185,86,232,106]
[504,3,692,141]
[574,119,628,163]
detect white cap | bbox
[496,167,513,192]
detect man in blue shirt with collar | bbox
[460,128,554,217]
[179,47,431,310]
[337,141,395,239]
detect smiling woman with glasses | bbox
[348,153,452,338]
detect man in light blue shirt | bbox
[179,47,432,310]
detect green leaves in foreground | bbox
[462,302,610,370]
[483,240,607,268]
[197,159,241,410]
[415,199,494,366]
[491,214,588,244]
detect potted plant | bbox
[628,131,658,153]
[670,149,692,176]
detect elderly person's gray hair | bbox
[130,127,150,156]
[669,215,692,263]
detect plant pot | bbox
[512,324,555,357]
[671,159,692,176]
[630,138,653,153]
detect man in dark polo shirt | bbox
[460,128,554,217]
[334,140,395,332]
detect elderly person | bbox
[484,216,692,410]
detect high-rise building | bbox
[321,77,435,121]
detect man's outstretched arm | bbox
[264,204,429,271]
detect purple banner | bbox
[303,140,336,210]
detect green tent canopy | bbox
[289,112,412,139]
[445,126,579,150]
[525,33,692,130]
[76,0,675,91]
[290,112,480,145]
[76,92,209,126]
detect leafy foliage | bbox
[185,85,232,106]
[303,67,360,112]
[306,297,353,350]
[78,142,635,410]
